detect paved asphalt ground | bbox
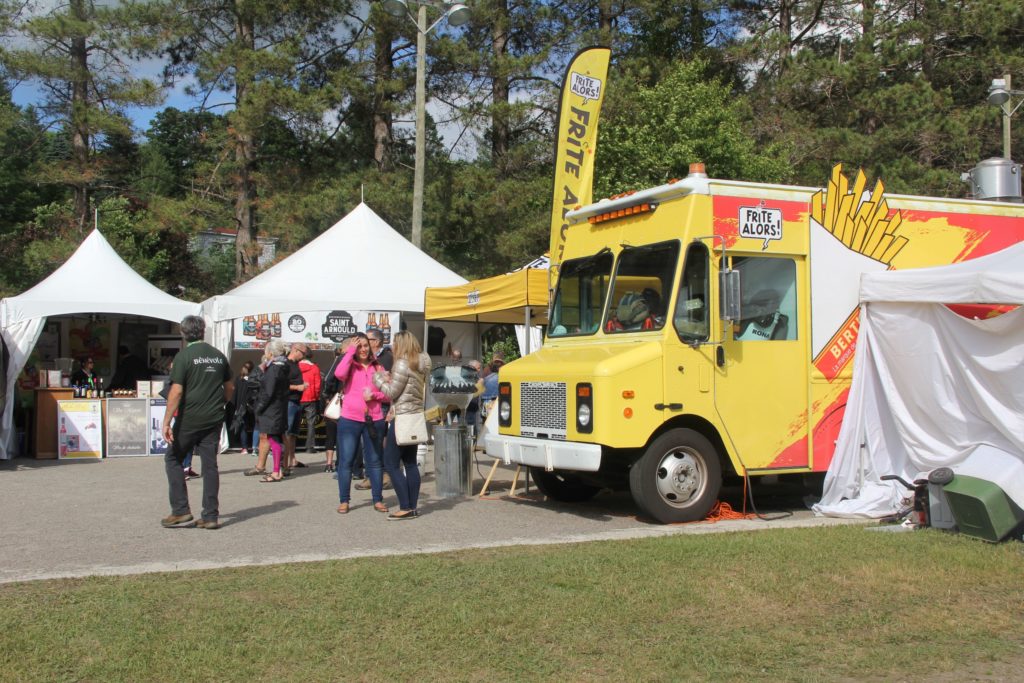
[0,449,863,584]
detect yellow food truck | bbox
[484,163,1024,523]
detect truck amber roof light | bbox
[589,202,657,225]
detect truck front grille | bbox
[519,381,567,439]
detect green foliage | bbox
[2,0,166,226]
[482,328,520,365]
[595,59,790,197]
[734,0,1024,195]
[2,0,1023,296]
[0,87,63,237]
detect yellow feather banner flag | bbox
[547,47,611,297]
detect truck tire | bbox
[530,467,601,502]
[629,428,721,523]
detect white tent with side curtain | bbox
[814,242,1024,518]
[0,229,201,459]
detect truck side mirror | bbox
[719,269,741,321]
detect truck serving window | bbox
[549,249,613,337]
[604,241,679,334]
[732,256,797,341]
[674,243,709,343]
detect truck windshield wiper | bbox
[564,247,612,275]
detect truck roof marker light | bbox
[623,407,633,418]
[589,202,657,225]
[622,390,635,399]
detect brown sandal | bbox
[336,502,350,514]
[373,502,388,513]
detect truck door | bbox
[664,242,718,419]
[715,254,809,471]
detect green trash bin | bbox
[943,474,1024,543]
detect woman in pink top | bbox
[333,332,388,514]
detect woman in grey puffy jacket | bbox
[373,331,431,520]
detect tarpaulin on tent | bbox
[424,266,549,325]
[814,242,1024,518]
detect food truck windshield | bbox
[548,242,679,337]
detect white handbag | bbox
[394,411,428,446]
[323,392,343,421]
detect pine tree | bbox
[2,0,162,232]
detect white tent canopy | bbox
[814,242,1024,518]
[0,229,200,459]
[204,203,466,323]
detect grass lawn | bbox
[1,525,1022,682]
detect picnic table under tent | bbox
[0,229,200,459]
[814,241,1024,518]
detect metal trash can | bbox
[434,425,472,498]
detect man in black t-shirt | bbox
[160,315,233,530]
[284,342,309,471]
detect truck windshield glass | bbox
[549,250,614,337]
[604,241,679,333]
[674,243,710,343]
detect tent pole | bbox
[524,306,532,354]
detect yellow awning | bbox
[424,268,549,324]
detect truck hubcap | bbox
[655,449,705,508]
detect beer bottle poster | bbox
[57,399,104,459]
[233,310,400,350]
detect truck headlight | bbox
[576,382,593,433]
[578,404,591,427]
[498,382,512,427]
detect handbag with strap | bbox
[323,392,343,421]
[394,411,428,446]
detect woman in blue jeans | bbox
[333,333,387,514]
[373,331,431,520]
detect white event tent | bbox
[202,202,467,354]
[814,242,1024,518]
[0,229,201,459]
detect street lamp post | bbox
[382,0,470,248]
[988,74,1024,161]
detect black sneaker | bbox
[161,513,195,528]
[196,519,221,530]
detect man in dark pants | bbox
[161,315,233,529]
[284,342,309,470]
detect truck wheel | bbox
[629,429,721,523]
[530,467,601,502]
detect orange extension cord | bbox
[701,477,754,522]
